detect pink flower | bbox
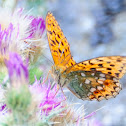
[0,104,6,112]
[0,8,46,64]
[5,52,29,81]
[28,17,45,39]
[29,78,66,116]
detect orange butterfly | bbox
[46,12,126,101]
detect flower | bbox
[0,104,6,112]
[0,8,46,66]
[24,16,47,62]
[28,17,45,39]
[0,73,92,126]
[29,78,66,116]
[5,52,29,86]
[0,85,8,122]
[29,78,87,125]
[4,52,32,124]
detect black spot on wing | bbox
[108,72,112,74]
[90,68,96,71]
[116,59,121,62]
[107,68,112,70]
[89,61,94,65]
[55,38,59,44]
[71,62,74,65]
[98,64,103,67]
[110,64,115,67]
[57,34,60,38]
[52,40,56,45]
[59,49,62,53]
[118,70,122,72]
[115,73,119,78]
[61,42,64,46]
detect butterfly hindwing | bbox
[46,12,76,71]
[66,70,121,101]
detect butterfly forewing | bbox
[65,56,126,79]
[46,12,76,71]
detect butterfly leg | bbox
[52,84,67,101]
[52,85,60,98]
[60,86,67,101]
[42,70,53,84]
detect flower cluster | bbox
[0,8,46,66]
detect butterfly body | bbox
[46,12,126,101]
[51,65,70,87]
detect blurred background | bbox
[1,0,126,125]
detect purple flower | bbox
[0,103,8,120]
[28,17,45,39]
[29,78,66,116]
[0,104,6,112]
[0,23,14,55]
[0,8,46,65]
[5,52,29,83]
[0,85,7,119]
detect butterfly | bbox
[46,12,126,101]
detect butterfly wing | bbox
[65,56,126,79]
[46,12,76,70]
[64,56,126,101]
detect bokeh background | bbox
[1,0,126,125]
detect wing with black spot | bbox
[46,12,76,70]
[64,56,126,101]
[66,70,122,101]
[65,56,126,79]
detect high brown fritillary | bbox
[46,12,126,101]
